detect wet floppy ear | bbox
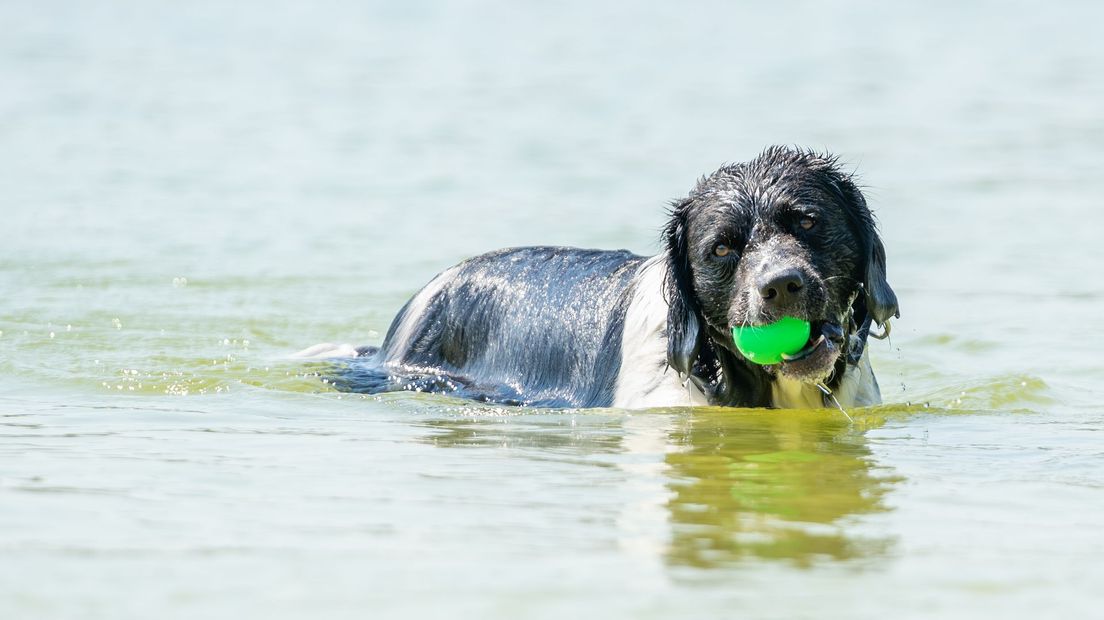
[826,170,900,327]
[663,199,702,377]
[864,232,899,325]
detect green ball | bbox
[731,317,812,365]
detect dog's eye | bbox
[799,217,816,231]
[713,244,731,258]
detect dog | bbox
[302,146,899,409]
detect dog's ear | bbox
[825,169,900,327]
[663,199,703,377]
[864,232,899,325]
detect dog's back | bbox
[344,246,646,407]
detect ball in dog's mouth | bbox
[777,320,846,381]
[730,317,812,365]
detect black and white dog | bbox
[301,146,899,409]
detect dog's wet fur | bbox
[311,146,898,409]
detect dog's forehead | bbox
[693,166,828,216]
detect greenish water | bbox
[3,1,1103,618]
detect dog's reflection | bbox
[662,408,899,567]
[418,406,899,567]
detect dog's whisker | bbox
[816,382,853,422]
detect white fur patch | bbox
[771,347,881,409]
[770,375,828,409]
[833,347,882,407]
[289,342,361,359]
[381,266,460,361]
[612,257,709,409]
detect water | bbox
[2,1,1103,617]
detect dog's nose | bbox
[757,268,806,307]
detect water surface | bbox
[2,1,1103,618]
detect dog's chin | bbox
[748,318,845,383]
[777,332,841,383]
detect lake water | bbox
[2,1,1103,617]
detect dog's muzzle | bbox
[775,320,846,380]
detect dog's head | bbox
[664,146,898,388]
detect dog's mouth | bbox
[776,320,845,381]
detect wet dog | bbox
[304,146,898,409]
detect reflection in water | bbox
[415,411,627,456]
[664,409,900,568]
[417,407,902,569]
